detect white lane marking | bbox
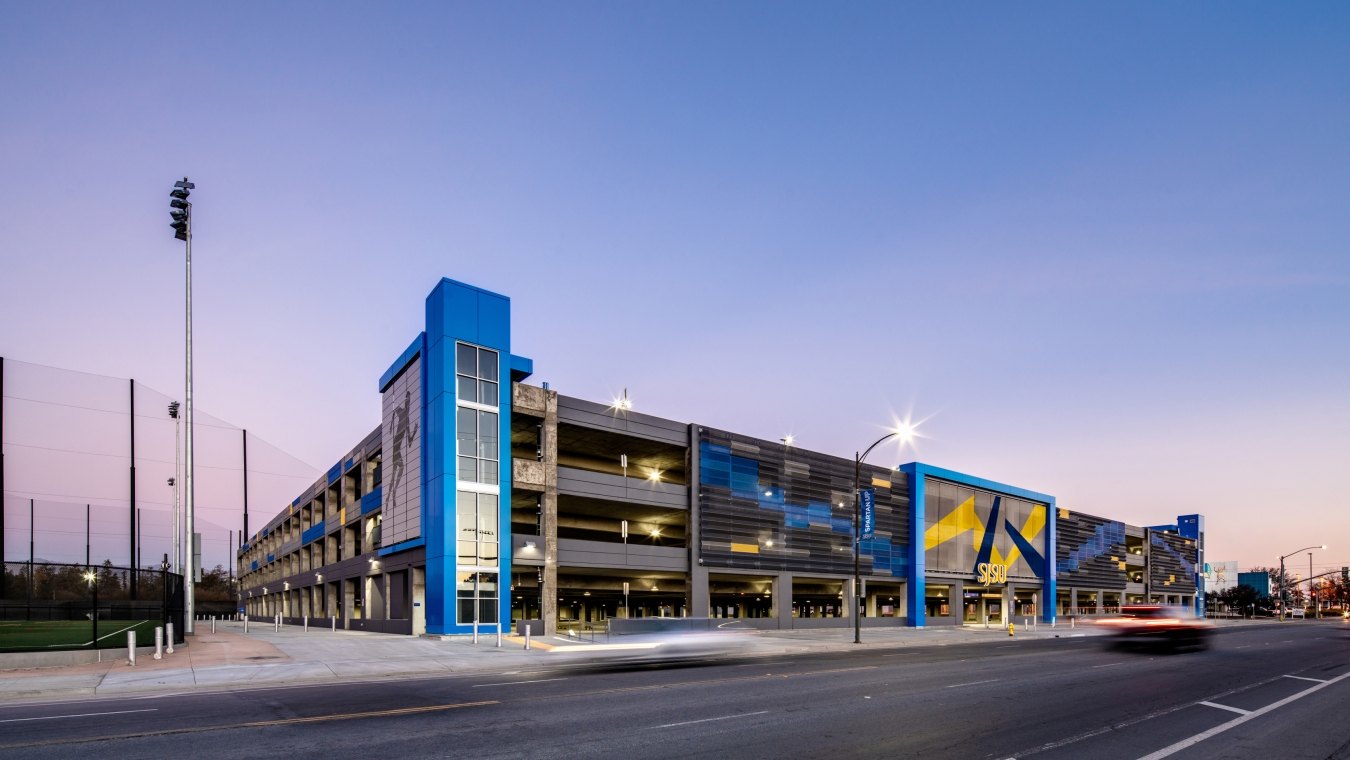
[882,652,918,657]
[1199,701,1249,715]
[652,710,769,729]
[1136,669,1350,760]
[472,678,565,687]
[1091,661,1125,669]
[946,679,999,689]
[1234,645,1251,649]
[0,708,158,724]
[1282,674,1326,683]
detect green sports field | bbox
[0,619,166,651]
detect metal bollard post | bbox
[304,615,309,632]
[275,614,280,632]
[1071,617,1076,629]
[524,625,532,650]
[331,615,336,632]
[472,621,479,644]
[166,622,175,654]
[211,616,216,634]
[496,621,502,648]
[127,630,137,666]
[244,615,249,633]
[154,627,164,660]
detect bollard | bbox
[331,615,336,632]
[1071,617,1076,629]
[244,615,249,633]
[155,626,164,659]
[472,621,479,644]
[496,621,502,648]
[275,614,280,633]
[524,625,532,650]
[304,615,309,632]
[127,630,137,666]
[212,616,216,634]
[166,622,175,654]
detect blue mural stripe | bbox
[1005,519,1045,577]
[974,496,1002,568]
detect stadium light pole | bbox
[170,177,196,634]
[1278,544,1323,621]
[854,421,916,644]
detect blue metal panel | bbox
[326,463,341,485]
[251,560,258,571]
[302,523,324,546]
[378,536,425,557]
[379,334,425,393]
[360,487,382,515]
[266,553,274,563]
[509,353,534,381]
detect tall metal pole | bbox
[852,430,905,645]
[1279,557,1285,620]
[1,356,6,592]
[183,184,195,634]
[242,429,249,546]
[129,379,136,591]
[1309,552,1315,619]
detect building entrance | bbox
[963,590,1005,626]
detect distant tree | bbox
[195,564,236,603]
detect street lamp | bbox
[853,421,917,644]
[169,177,196,634]
[1278,544,1324,621]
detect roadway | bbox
[1,621,1346,759]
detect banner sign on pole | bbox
[860,488,876,540]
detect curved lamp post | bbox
[1278,544,1324,621]
[854,423,916,644]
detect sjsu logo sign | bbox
[976,562,1008,585]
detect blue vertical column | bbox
[901,463,925,628]
[422,278,512,635]
[1043,499,1057,625]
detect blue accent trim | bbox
[900,462,1054,504]
[251,560,258,571]
[266,553,274,563]
[1006,518,1045,571]
[380,334,425,393]
[378,536,425,557]
[509,353,533,381]
[360,486,382,515]
[302,523,324,546]
[326,463,341,485]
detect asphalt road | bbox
[1,622,1347,759]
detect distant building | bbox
[235,277,1207,635]
[1237,571,1272,598]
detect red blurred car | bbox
[1097,604,1214,651]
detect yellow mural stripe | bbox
[924,496,981,551]
[870,477,891,489]
[730,543,760,554]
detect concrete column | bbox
[690,564,710,618]
[775,573,792,629]
[949,580,965,625]
[541,389,559,637]
[688,424,709,618]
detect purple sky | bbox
[2,3,1348,574]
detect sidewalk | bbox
[0,617,1266,705]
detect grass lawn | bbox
[0,619,167,651]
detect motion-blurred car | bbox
[1096,604,1214,651]
[553,618,758,667]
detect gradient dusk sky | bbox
[2,3,1347,574]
